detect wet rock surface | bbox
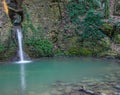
[50,71,120,95]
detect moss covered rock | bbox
[101,22,114,38]
[114,34,120,44]
[0,46,16,61]
[67,46,92,56]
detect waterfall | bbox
[17,28,24,61]
[16,27,31,63]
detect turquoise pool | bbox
[0,57,120,95]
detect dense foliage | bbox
[66,0,105,38]
[61,0,110,56]
[83,10,105,41]
[25,38,54,57]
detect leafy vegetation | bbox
[114,35,120,44]
[66,0,105,39]
[104,0,110,18]
[67,47,92,56]
[82,10,105,41]
[101,22,114,38]
[25,38,54,58]
[61,0,111,56]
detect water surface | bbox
[0,57,120,95]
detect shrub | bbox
[25,38,54,57]
[67,47,92,56]
[0,44,5,53]
[79,47,92,56]
[114,34,120,44]
[67,47,80,56]
[101,22,113,38]
[82,10,105,41]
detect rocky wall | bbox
[0,0,11,42]
[109,0,120,23]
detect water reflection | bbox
[20,64,26,95]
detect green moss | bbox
[65,37,79,48]
[0,46,16,61]
[101,22,113,37]
[99,51,118,58]
[67,47,92,56]
[0,44,5,53]
[114,34,120,44]
[79,48,92,56]
[67,47,80,56]
[55,51,65,56]
[81,37,110,56]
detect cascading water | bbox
[2,0,30,63]
[16,27,31,63]
[17,28,24,61]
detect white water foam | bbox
[16,60,31,64]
